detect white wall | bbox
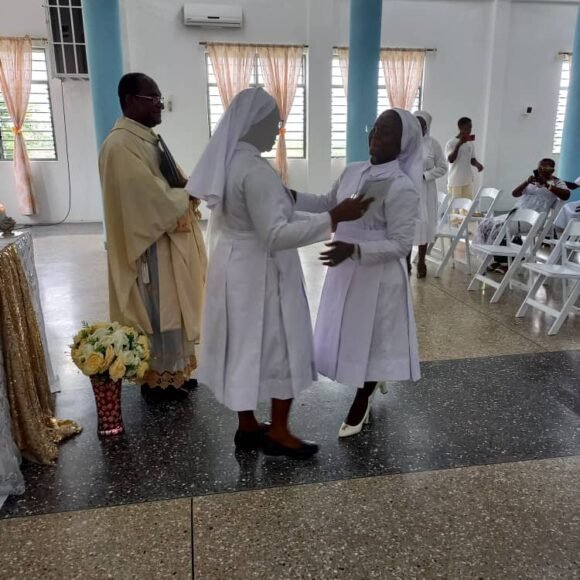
[0,0,576,222]
[0,0,102,224]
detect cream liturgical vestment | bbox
[99,117,207,389]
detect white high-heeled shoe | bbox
[338,383,380,438]
[377,381,388,395]
[338,404,371,438]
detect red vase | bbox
[90,376,125,436]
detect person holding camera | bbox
[445,117,484,199]
[475,158,569,273]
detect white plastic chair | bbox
[431,188,502,278]
[468,208,546,303]
[516,219,580,335]
[469,187,502,223]
[437,191,451,222]
[430,197,472,276]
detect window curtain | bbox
[380,49,425,110]
[336,47,349,97]
[257,45,302,184]
[207,43,255,108]
[0,37,37,215]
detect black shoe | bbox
[234,423,270,450]
[262,437,319,459]
[140,385,188,401]
[183,379,198,391]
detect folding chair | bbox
[429,197,472,276]
[530,200,565,261]
[435,187,501,278]
[437,191,451,221]
[469,187,502,223]
[516,219,580,335]
[422,192,451,262]
[468,208,546,303]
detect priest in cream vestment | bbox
[99,73,207,398]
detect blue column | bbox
[82,0,124,148]
[560,4,580,201]
[346,0,383,163]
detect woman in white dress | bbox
[411,110,447,278]
[295,109,422,437]
[187,88,371,458]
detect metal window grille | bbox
[46,0,89,79]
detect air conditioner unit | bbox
[183,4,243,28]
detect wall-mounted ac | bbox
[183,3,243,28]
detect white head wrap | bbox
[186,87,277,208]
[414,110,432,137]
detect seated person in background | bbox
[475,158,570,273]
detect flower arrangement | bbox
[71,322,150,382]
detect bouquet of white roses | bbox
[71,322,150,382]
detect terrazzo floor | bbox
[1,223,579,579]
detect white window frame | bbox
[331,51,424,158]
[0,48,57,161]
[552,55,571,155]
[205,51,307,159]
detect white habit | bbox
[414,111,447,245]
[296,108,422,386]
[297,162,420,386]
[186,88,331,412]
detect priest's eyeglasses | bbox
[135,95,165,106]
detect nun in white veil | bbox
[412,110,447,278]
[187,88,370,458]
[295,109,422,437]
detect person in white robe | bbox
[295,109,422,438]
[410,110,447,278]
[186,88,371,458]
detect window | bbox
[552,57,571,155]
[46,0,89,78]
[331,54,423,158]
[0,49,57,161]
[206,52,306,158]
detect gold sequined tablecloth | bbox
[0,237,81,471]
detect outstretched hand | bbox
[320,241,355,267]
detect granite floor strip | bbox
[0,498,193,580]
[192,456,580,580]
[2,350,580,520]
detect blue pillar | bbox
[346,0,383,163]
[82,0,124,148]
[560,4,580,201]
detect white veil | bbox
[392,108,424,194]
[186,87,278,255]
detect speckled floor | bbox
[1,224,579,579]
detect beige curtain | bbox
[336,47,349,97]
[207,43,255,108]
[257,45,303,184]
[380,49,425,110]
[0,37,37,215]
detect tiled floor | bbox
[1,224,580,579]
